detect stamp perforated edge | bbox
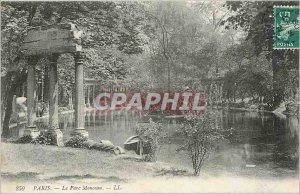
[273,5,299,50]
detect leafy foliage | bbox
[222,51,273,106]
[222,1,299,108]
[178,112,224,176]
[136,119,164,162]
[65,135,88,148]
[14,135,33,144]
[1,1,153,91]
[31,132,57,145]
[1,1,299,138]
[1,1,155,136]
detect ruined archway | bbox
[21,23,88,146]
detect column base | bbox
[24,127,40,138]
[46,129,64,147]
[71,128,89,138]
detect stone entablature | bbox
[21,23,82,56]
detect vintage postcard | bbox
[0,0,299,193]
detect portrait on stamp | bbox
[274,6,299,49]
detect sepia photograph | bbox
[0,0,299,193]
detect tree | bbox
[141,1,237,91]
[178,112,224,176]
[222,40,273,106]
[222,1,299,109]
[136,119,164,162]
[1,2,39,137]
[1,1,153,137]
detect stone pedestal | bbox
[73,52,88,137]
[11,95,19,123]
[24,126,40,138]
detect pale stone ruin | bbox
[21,23,88,146]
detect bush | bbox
[14,135,33,144]
[178,112,224,176]
[136,119,164,162]
[31,132,57,145]
[65,135,88,148]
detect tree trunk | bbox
[43,64,50,103]
[272,50,285,109]
[1,70,27,138]
[2,84,17,138]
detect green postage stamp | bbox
[274,6,299,49]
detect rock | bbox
[113,146,125,155]
[100,140,114,147]
[92,142,115,152]
[83,139,96,148]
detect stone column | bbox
[93,84,95,107]
[220,83,223,102]
[24,57,40,138]
[68,94,73,110]
[41,75,44,102]
[47,54,63,146]
[86,85,91,108]
[72,52,88,137]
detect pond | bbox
[37,109,299,178]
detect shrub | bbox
[14,135,33,144]
[178,112,224,176]
[136,119,164,162]
[31,132,57,145]
[65,135,88,148]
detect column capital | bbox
[73,52,83,64]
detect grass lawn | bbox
[1,142,184,181]
[1,142,299,193]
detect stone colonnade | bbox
[84,79,96,108]
[84,80,127,108]
[24,52,88,145]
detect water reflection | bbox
[37,109,299,177]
